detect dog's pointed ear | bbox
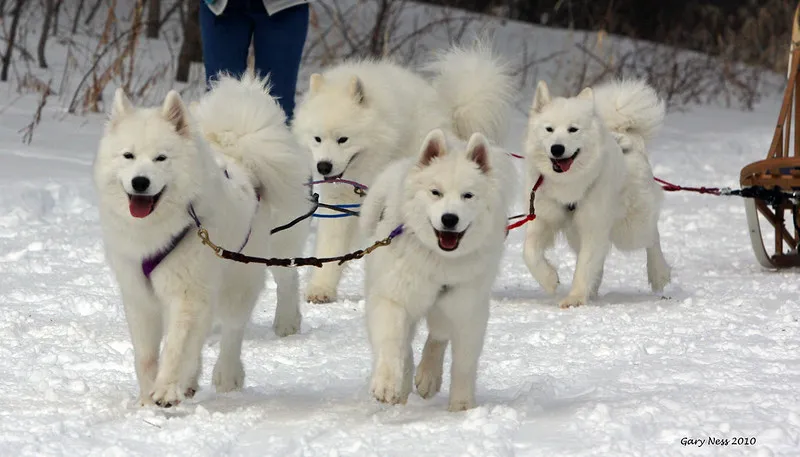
[418,129,447,167]
[111,88,133,119]
[577,87,594,101]
[309,73,324,93]
[161,90,190,137]
[349,76,366,105]
[465,132,491,174]
[531,80,551,115]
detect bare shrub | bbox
[17,74,53,144]
[67,0,151,113]
[563,32,768,112]
[304,0,477,68]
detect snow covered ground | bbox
[1,84,798,456]
[1,3,799,456]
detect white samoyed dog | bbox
[292,44,513,304]
[359,129,517,411]
[93,75,311,407]
[521,79,671,308]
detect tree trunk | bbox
[37,0,56,68]
[146,0,160,38]
[176,0,202,82]
[0,0,7,17]
[70,0,85,34]
[1,0,29,81]
[51,0,62,36]
[83,0,103,26]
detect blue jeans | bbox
[199,0,309,120]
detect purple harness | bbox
[140,168,258,279]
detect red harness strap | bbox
[506,175,544,235]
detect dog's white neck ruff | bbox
[139,167,261,280]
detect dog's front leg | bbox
[646,228,671,292]
[118,277,162,406]
[562,219,612,308]
[150,287,214,407]
[437,286,490,412]
[268,223,307,335]
[523,218,559,294]
[415,306,449,400]
[306,214,358,303]
[366,295,416,405]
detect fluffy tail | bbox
[426,43,514,143]
[592,79,666,145]
[192,72,313,220]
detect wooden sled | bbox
[739,3,800,268]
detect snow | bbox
[1,4,799,457]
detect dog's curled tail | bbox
[426,42,514,143]
[592,79,666,144]
[194,72,313,217]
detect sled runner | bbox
[740,2,800,268]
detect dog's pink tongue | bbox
[129,196,155,218]
[438,232,459,250]
[556,157,574,172]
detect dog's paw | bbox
[559,294,586,309]
[150,382,184,408]
[414,365,442,400]
[184,386,197,399]
[370,363,408,405]
[212,357,245,393]
[648,267,671,293]
[136,394,155,407]
[448,397,476,412]
[273,313,301,337]
[305,283,337,304]
[533,264,559,295]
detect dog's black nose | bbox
[131,176,150,193]
[550,144,565,157]
[441,213,459,229]
[317,161,333,176]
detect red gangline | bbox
[652,177,721,195]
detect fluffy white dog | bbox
[292,44,513,304]
[522,79,671,308]
[359,128,517,411]
[93,74,311,407]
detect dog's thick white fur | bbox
[359,129,516,411]
[522,79,671,308]
[94,75,311,407]
[292,44,513,304]
[191,73,313,337]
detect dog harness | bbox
[140,168,260,279]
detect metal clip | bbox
[197,228,224,258]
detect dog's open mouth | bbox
[434,229,466,251]
[326,153,361,180]
[128,190,163,218]
[551,149,580,173]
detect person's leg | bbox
[198,1,253,89]
[251,4,310,120]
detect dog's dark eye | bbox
[431,189,442,197]
[462,192,474,200]
[314,136,322,143]
[154,154,167,162]
[123,152,134,159]
[545,127,554,133]
[337,137,348,144]
[568,127,579,133]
